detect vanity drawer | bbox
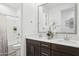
[40,41,50,48]
[41,47,50,53]
[51,43,79,55]
[40,48,50,56]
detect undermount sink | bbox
[52,39,79,48]
[40,37,79,45]
[58,39,78,44]
[41,37,78,44]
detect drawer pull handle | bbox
[41,44,48,47]
[41,52,48,56]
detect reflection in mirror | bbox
[38,3,77,34]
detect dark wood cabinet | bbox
[26,40,34,56]
[51,43,79,56]
[26,39,79,56]
[26,39,40,56]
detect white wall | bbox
[23,3,37,36]
[22,3,38,56]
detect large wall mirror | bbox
[38,3,77,34]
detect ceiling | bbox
[1,3,21,11]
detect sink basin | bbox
[53,39,79,48]
[57,39,78,44]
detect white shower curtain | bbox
[0,15,8,56]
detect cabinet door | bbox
[34,46,40,56]
[51,50,71,56]
[26,39,40,56]
[27,43,34,56]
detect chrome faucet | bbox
[64,34,69,40]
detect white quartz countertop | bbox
[26,35,79,48]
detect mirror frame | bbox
[37,3,77,34]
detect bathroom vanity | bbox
[26,38,79,56]
[26,3,78,56]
